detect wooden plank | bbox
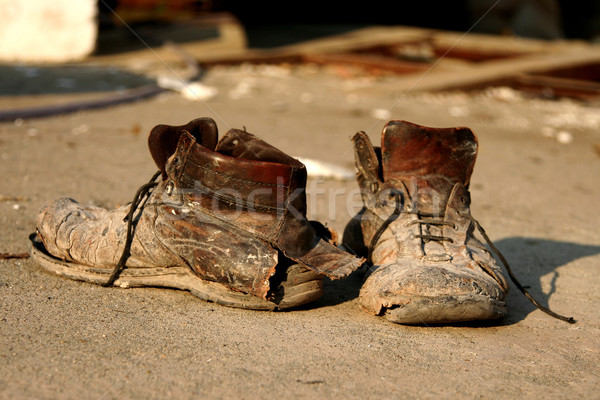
[431,30,578,56]
[193,25,577,66]
[90,12,248,67]
[301,53,430,74]
[509,74,600,100]
[370,46,600,93]
[90,20,600,100]
[196,26,433,65]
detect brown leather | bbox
[161,120,364,280]
[346,120,508,324]
[148,117,218,179]
[174,131,297,212]
[35,117,356,308]
[216,128,304,168]
[354,121,479,215]
[352,132,382,195]
[381,120,477,187]
[154,198,279,299]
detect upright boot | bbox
[343,120,509,324]
[32,117,363,310]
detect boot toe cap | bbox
[359,259,507,324]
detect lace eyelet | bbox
[165,182,174,196]
[369,181,379,193]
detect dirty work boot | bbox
[343,120,509,324]
[31,117,363,310]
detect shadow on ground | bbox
[493,237,599,325]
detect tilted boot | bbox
[343,120,510,324]
[31,117,363,310]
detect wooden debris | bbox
[0,195,29,202]
[196,25,600,100]
[0,253,30,260]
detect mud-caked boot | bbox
[32,117,363,310]
[343,120,509,324]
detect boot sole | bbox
[376,294,506,325]
[29,234,323,311]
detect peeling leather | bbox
[37,118,363,300]
[168,125,364,279]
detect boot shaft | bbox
[381,120,477,185]
[355,120,478,216]
[149,118,363,279]
[162,127,307,242]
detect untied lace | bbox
[103,171,161,287]
[370,190,576,324]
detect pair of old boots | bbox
[31,118,509,325]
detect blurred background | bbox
[1,0,599,119]
[3,0,600,62]
[220,0,600,44]
[105,0,600,43]
[94,0,600,55]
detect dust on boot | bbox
[32,117,363,310]
[343,120,510,324]
[344,120,577,325]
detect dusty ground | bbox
[1,43,599,399]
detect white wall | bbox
[0,0,97,63]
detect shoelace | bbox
[103,171,161,287]
[370,191,576,324]
[462,213,576,324]
[410,216,455,243]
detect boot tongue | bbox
[148,118,219,179]
[216,129,304,169]
[381,120,477,214]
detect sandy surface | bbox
[1,57,599,399]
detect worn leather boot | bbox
[343,120,509,324]
[32,118,363,310]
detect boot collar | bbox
[166,125,307,212]
[380,120,478,215]
[158,120,363,279]
[148,117,219,180]
[381,120,477,187]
